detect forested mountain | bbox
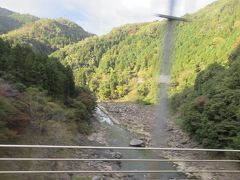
[51,22,164,103]
[171,0,240,150]
[171,40,240,150]
[0,38,96,179]
[171,0,240,95]
[52,0,240,103]
[0,39,96,143]
[2,18,93,54]
[51,0,240,150]
[0,7,96,155]
[0,7,39,34]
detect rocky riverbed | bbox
[100,102,240,180]
[75,118,135,180]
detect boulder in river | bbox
[129,138,145,147]
[112,152,122,159]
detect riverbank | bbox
[0,117,127,180]
[100,102,240,180]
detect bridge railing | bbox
[0,144,239,174]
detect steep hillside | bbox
[52,0,240,103]
[171,39,240,150]
[171,0,240,95]
[51,22,165,103]
[0,7,39,34]
[170,0,240,150]
[0,37,96,143]
[2,18,93,54]
[0,37,97,180]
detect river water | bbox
[96,106,188,179]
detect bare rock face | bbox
[129,138,145,147]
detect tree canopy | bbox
[0,39,96,143]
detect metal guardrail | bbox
[0,144,240,152]
[0,145,239,174]
[0,170,240,174]
[1,158,240,162]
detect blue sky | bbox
[0,0,216,35]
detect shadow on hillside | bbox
[170,55,240,157]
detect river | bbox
[95,106,188,179]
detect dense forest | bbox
[171,0,240,150]
[52,0,240,104]
[0,39,96,144]
[0,7,39,34]
[51,22,164,104]
[2,18,93,55]
[171,40,240,150]
[171,0,240,95]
